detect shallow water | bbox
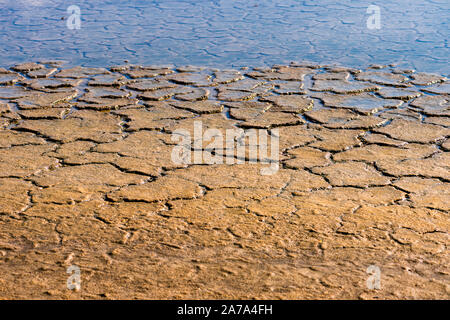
[0,0,448,73]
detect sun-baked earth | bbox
[0,62,449,299]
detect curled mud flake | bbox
[410,73,447,86]
[26,67,58,79]
[162,73,212,87]
[289,61,323,69]
[391,68,416,75]
[355,71,411,87]
[82,88,131,99]
[0,74,24,85]
[311,80,379,94]
[76,102,139,111]
[377,88,422,100]
[15,113,122,143]
[409,95,449,116]
[284,147,331,169]
[217,89,258,102]
[54,66,110,78]
[316,92,403,115]
[126,79,176,91]
[305,108,386,129]
[377,152,450,180]
[0,130,46,148]
[261,95,313,113]
[309,129,364,152]
[424,117,450,127]
[11,62,45,72]
[16,91,78,109]
[213,70,244,84]
[312,72,350,81]
[0,86,34,99]
[47,140,95,159]
[360,133,408,147]
[379,108,422,121]
[17,108,69,120]
[247,66,314,81]
[23,78,82,91]
[252,82,275,94]
[109,64,137,72]
[77,94,138,110]
[422,83,450,95]
[227,101,271,120]
[393,177,449,211]
[169,100,223,114]
[224,101,271,110]
[141,65,175,70]
[88,75,126,87]
[276,125,315,150]
[38,60,67,67]
[175,88,209,101]
[324,66,361,74]
[325,116,386,129]
[368,64,388,70]
[113,157,161,177]
[374,119,450,144]
[137,86,193,101]
[272,81,305,95]
[113,105,194,131]
[239,111,303,129]
[123,67,174,79]
[62,152,121,166]
[176,65,206,73]
[221,78,266,91]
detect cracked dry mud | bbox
[0,62,449,300]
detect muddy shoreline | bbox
[0,62,448,299]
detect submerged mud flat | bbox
[2,0,449,73]
[0,62,449,299]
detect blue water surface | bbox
[0,0,448,73]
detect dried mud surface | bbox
[0,62,449,299]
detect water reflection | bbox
[0,0,448,73]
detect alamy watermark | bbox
[171,121,279,175]
[366,5,381,30]
[366,265,381,290]
[67,5,81,30]
[67,265,81,291]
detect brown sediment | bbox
[0,62,448,299]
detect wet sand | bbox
[0,62,448,299]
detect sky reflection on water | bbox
[0,0,448,73]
